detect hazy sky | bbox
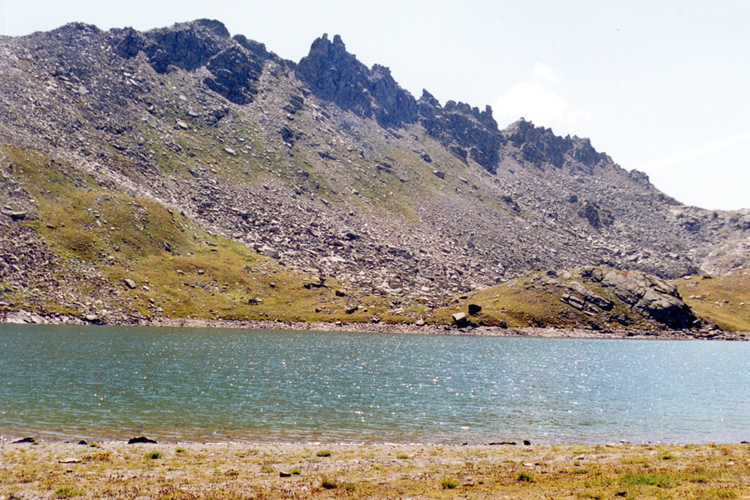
[1,0,748,210]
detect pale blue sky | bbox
[2,0,748,210]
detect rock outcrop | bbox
[544,267,698,330]
[417,90,503,173]
[296,34,418,129]
[113,20,272,104]
[503,118,611,173]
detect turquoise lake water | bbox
[0,324,748,444]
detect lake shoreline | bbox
[2,309,748,340]
[3,440,748,498]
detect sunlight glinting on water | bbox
[0,324,748,444]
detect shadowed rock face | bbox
[114,20,231,73]
[417,91,504,173]
[112,20,269,104]
[503,118,611,172]
[296,34,418,129]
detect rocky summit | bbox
[0,20,748,331]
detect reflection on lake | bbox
[1,324,748,444]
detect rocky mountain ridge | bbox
[0,20,748,329]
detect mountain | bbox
[0,20,748,331]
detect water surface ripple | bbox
[1,324,748,444]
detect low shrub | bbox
[517,471,536,482]
[440,478,459,489]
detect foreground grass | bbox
[1,442,748,499]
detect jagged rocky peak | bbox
[503,118,611,172]
[296,34,418,129]
[417,90,503,173]
[111,19,270,105]
[112,20,232,71]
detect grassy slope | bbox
[2,145,413,323]
[676,271,750,332]
[431,274,573,328]
[430,271,656,331]
[432,270,750,333]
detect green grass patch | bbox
[54,486,84,498]
[709,489,738,499]
[621,472,676,488]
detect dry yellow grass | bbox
[1,441,748,499]
[677,270,750,332]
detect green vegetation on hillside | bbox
[432,274,573,328]
[3,145,406,323]
[676,271,750,332]
[3,143,748,333]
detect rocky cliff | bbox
[0,20,748,329]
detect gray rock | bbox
[452,312,468,327]
[418,91,502,173]
[601,270,696,329]
[564,282,613,310]
[1,207,27,220]
[259,246,279,259]
[310,277,326,288]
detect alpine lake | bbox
[1,323,748,444]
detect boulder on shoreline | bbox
[127,436,158,444]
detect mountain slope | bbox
[0,20,748,328]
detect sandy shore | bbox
[3,310,748,340]
[2,440,748,499]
